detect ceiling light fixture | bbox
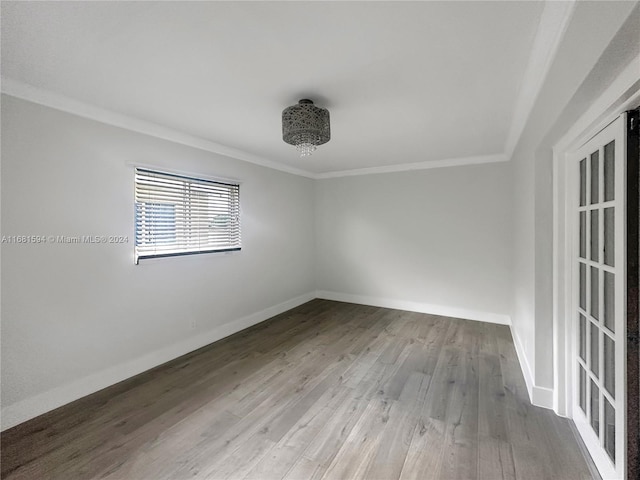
[282,99,330,157]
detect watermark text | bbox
[1,235,129,244]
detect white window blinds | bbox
[135,168,241,263]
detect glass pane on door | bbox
[604,271,615,332]
[580,263,586,310]
[580,158,587,206]
[604,398,615,462]
[590,322,599,378]
[590,151,599,204]
[604,207,614,266]
[590,267,599,320]
[591,380,600,435]
[591,210,599,261]
[604,141,615,202]
[579,365,586,413]
[579,314,587,361]
[580,212,586,258]
[604,334,615,397]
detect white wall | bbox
[315,163,512,324]
[2,1,637,431]
[2,94,513,432]
[510,1,638,406]
[0,95,316,429]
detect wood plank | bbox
[243,386,354,480]
[363,372,430,480]
[1,300,596,480]
[477,348,515,480]
[320,397,394,480]
[434,322,480,480]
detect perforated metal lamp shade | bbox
[282,99,330,157]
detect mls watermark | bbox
[1,235,129,244]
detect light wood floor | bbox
[1,300,595,480]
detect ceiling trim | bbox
[316,153,508,179]
[504,0,577,159]
[0,78,317,179]
[0,2,579,180]
[2,78,509,180]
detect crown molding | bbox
[0,78,317,179]
[1,2,579,181]
[504,0,577,159]
[2,78,510,180]
[315,153,508,179]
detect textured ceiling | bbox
[1,1,546,175]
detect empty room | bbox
[1,1,639,479]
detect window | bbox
[134,168,240,263]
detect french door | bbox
[571,114,626,480]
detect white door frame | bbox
[569,115,626,480]
[552,56,639,477]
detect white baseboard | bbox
[315,290,512,326]
[2,292,555,430]
[532,384,555,409]
[511,327,554,409]
[1,292,315,431]
[511,327,535,401]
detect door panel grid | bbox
[572,115,625,480]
